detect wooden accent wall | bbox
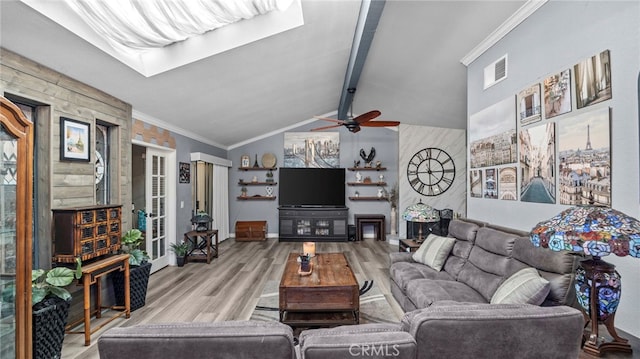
[0,48,133,262]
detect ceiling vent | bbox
[483,54,508,89]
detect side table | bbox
[65,253,130,346]
[184,229,219,264]
[399,239,421,253]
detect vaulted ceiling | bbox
[1,0,525,149]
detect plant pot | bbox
[176,256,186,267]
[32,297,70,359]
[112,261,151,312]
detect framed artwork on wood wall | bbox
[60,117,90,161]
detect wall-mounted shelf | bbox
[239,167,278,171]
[347,167,386,171]
[239,181,277,186]
[347,182,387,186]
[349,196,389,201]
[237,196,277,201]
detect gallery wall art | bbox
[469,49,613,207]
[484,168,498,199]
[544,69,572,119]
[469,97,517,168]
[283,132,340,168]
[518,84,542,126]
[499,167,517,200]
[469,169,483,198]
[575,50,612,109]
[558,107,611,206]
[519,122,556,204]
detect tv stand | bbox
[279,207,348,242]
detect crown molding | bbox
[460,0,548,66]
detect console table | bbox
[65,254,130,345]
[278,207,349,242]
[184,230,219,264]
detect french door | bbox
[145,148,170,271]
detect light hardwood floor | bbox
[60,238,640,359]
[60,239,403,359]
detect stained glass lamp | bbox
[402,200,440,242]
[530,205,640,356]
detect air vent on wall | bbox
[483,54,508,89]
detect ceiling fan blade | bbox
[313,116,345,124]
[353,110,382,124]
[310,124,342,131]
[360,121,401,127]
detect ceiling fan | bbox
[310,0,398,133]
[311,109,400,133]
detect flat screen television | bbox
[279,168,345,207]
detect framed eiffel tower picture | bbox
[557,107,611,206]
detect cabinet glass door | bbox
[0,124,17,357]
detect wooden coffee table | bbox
[279,252,359,328]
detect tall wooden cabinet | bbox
[1,96,34,359]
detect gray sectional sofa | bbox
[98,219,585,359]
[390,219,579,311]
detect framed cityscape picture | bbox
[519,122,556,204]
[518,84,542,126]
[558,107,611,206]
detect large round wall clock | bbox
[407,147,455,196]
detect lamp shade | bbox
[402,201,440,223]
[530,205,640,356]
[530,205,640,258]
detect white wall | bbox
[398,124,466,238]
[466,1,640,337]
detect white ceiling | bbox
[0,0,526,149]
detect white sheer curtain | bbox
[64,0,294,52]
[212,164,229,241]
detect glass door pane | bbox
[146,149,169,270]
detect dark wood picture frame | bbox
[60,117,90,161]
[179,162,191,183]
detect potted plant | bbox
[2,260,81,359]
[112,228,152,311]
[170,242,190,267]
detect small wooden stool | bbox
[354,214,386,241]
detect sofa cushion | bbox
[390,262,455,291]
[508,237,578,306]
[456,227,518,301]
[441,220,480,279]
[412,234,455,271]
[98,321,295,359]
[490,267,550,305]
[405,278,486,308]
[299,323,416,359]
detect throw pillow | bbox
[490,267,550,305]
[411,234,455,271]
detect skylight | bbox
[20,0,304,76]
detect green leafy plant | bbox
[2,258,82,306]
[121,229,150,266]
[169,242,190,257]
